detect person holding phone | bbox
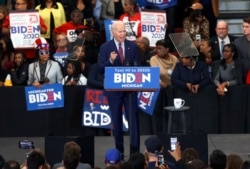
[144,136,174,169]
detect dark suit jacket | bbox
[98,39,141,98]
[210,35,237,60]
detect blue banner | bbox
[25,84,64,111]
[82,88,128,131]
[104,67,160,91]
[137,90,160,115]
[145,0,177,9]
[104,19,115,41]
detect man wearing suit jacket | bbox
[99,21,141,156]
[235,17,250,77]
[210,20,236,60]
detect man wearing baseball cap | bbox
[104,148,122,168]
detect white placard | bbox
[141,10,167,47]
[9,10,41,48]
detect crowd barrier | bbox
[0,85,249,137]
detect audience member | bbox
[10,52,28,86]
[53,33,69,68]
[119,0,141,41]
[213,44,244,96]
[144,136,169,169]
[136,36,152,66]
[171,55,210,94]
[67,0,94,22]
[104,148,122,168]
[183,2,209,41]
[98,21,141,156]
[168,143,187,169]
[53,9,86,43]
[52,141,92,169]
[26,150,47,169]
[225,154,243,169]
[0,154,5,169]
[3,160,20,169]
[62,60,87,85]
[2,0,47,63]
[209,149,227,169]
[150,39,179,88]
[234,17,250,75]
[0,60,7,87]
[27,37,63,87]
[72,44,92,78]
[0,5,8,38]
[195,0,219,38]
[35,0,66,46]
[240,161,250,169]
[0,35,14,72]
[100,0,124,20]
[210,20,237,60]
[181,148,199,163]
[186,159,207,169]
[199,39,213,61]
[128,152,146,169]
[87,62,104,89]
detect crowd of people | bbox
[1,137,250,169]
[0,0,250,165]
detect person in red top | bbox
[119,0,141,41]
[54,9,87,43]
[2,0,48,63]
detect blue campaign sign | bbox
[104,67,160,91]
[104,19,115,41]
[137,90,160,115]
[25,84,64,111]
[82,88,128,131]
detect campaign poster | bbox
[104,19,115,41]
[137,90,160,115]
[120,16,140,41]
[9,10,40,48]
[82,88,128,131]
[25,84,64,111]
[141,10,166,47]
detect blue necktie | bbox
[220,40,225,59]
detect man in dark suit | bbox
[235,17,250,77]
[98,21,141,156]
[210,20,237,60]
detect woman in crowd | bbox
[35,0,66,46]
[183,2,209,41]
[67,0,94,21]
[171,55,210,94]
[119,0,141,41]
[73,44,92,78]
[149,39,179,88]
[213,44,244,96]
[53,33,69,68]
[101,0,124,20]
[27,37,63,87]
[0,35,14,72]
[0,5,8,38]
[10,52,28,86]
[62,60,87,85]
[225,154,243,169]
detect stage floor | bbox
[1,134,250,168]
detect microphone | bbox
[125,59,130,66]
[133,59,138,66]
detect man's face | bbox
[112,23,126,43]
[243,21,250,36]
[216,22,228,39]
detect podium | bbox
[104,67,160,155]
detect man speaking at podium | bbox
[99,21,141,157]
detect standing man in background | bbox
[98,20,141,157]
